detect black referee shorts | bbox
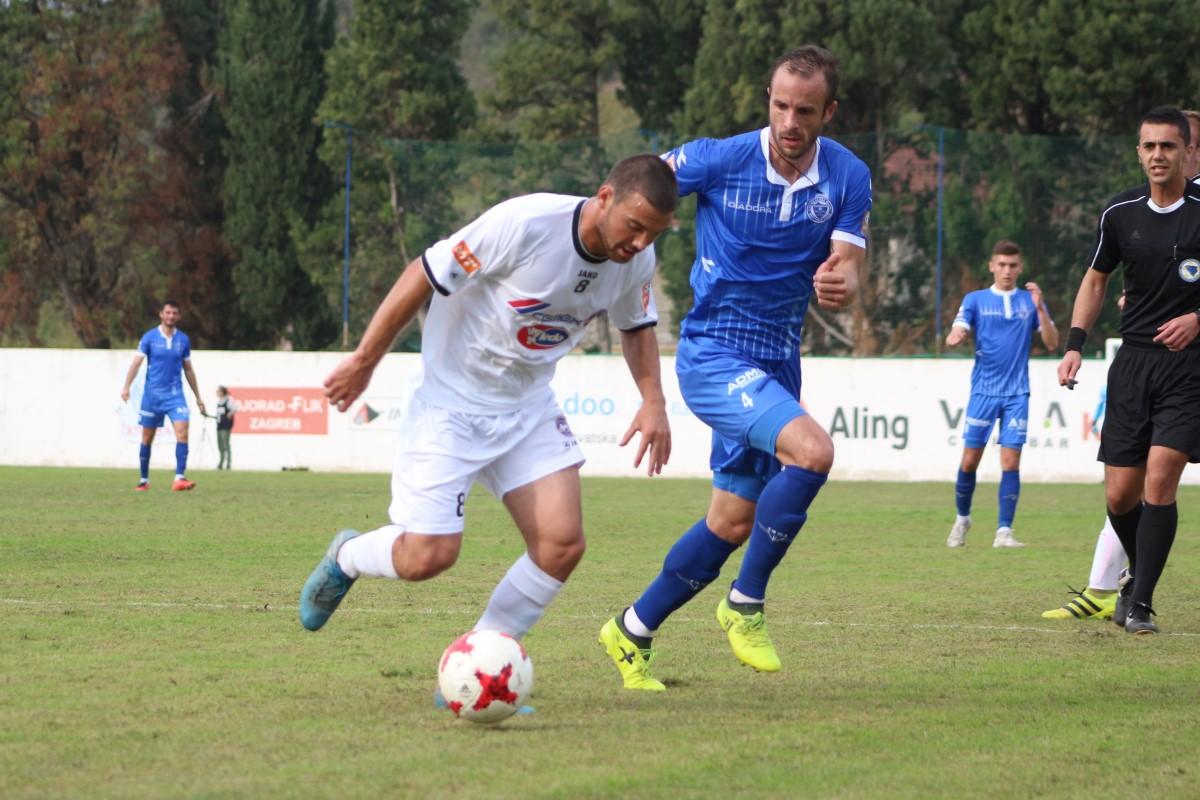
[1099,345,1200,465]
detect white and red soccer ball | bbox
[437,629,533,724]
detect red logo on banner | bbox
[229,388,328,435]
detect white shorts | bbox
[388,394,584,534]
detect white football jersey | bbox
[418,193,658,413]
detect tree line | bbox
[2,0,1198,353]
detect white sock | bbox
[956,514,971,525]
[336,525,401,579]
[473,553,563,639]
[623,606,655,638]
[729,586,763,604]
[1088,518,1127,591]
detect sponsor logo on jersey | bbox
[1179,258,1200,283]
[727,367,767,395]
[508,297,551,314]
[517,325,570,350]
[726,200,773,214]
[806,193,834,223]
[452,240,482,274]
[641,281,652,312]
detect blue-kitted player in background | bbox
[945,241,1058,548]
[120,301,206,491]
[600,45,872,690]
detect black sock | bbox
[616,609,652,649]
[1131,502,1177,609]
[1108,503,1143,574]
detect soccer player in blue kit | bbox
[944,241,1058,549]
[120,301,206,491]
[600,46,871,690]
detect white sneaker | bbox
[946,517,971,547]
[993,527,1025,548]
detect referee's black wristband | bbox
[1065,327,1087,353]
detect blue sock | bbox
[998,469,1020,528]
[632,519,737,631]
[955,469,976,517]
[734,466,827,600]
[175,442,189,477]
[139,444,151,481]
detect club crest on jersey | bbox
[508,298,551,314]
[805,194,834,223]
[518,325,569,350]
[641,281,652,312]
[452,240,482,274]
[1179,258,1200,283]
[555,415,573,437]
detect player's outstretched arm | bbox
[183,360,206,416]
[617,326,671,476]
[945,325,968,348]
[1027,281,1059,351]
[120,354,144,402]
[813,240,864,310]
[1057,268,1109,388]
[325,258,432,413]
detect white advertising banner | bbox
[0,347,1181,484]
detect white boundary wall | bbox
[3,347,1183,484]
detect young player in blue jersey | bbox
[599,46,871,690]
[120,301,206,491]
[945,241,1058,549]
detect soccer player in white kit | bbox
[299,155,678,655]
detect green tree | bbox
[961,0,1200,136]
[609,0,706,137]
[156,0,237,347]
[219,0,337,349]
[0,0,184,348]
[304,0,475,347]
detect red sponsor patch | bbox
[641,281,652,313]
[229,387,327,435]
[452,240,482,274]
[517,325,569,350]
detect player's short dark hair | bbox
[770,45,840,107]
[991,240,1022,257]
[604,154,678,215]
[1140,106,1191,145]
[162,300,181,310]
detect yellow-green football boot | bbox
[1041,586,1116,620]
[599,617,665,692]
[716,596,781,672]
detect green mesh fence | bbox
[382,128,1145,357]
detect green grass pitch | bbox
[2,467,1199,798]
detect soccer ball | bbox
[437,629,533,724]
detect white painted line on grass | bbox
[4,596,1198,638]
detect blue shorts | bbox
[676,336,805,501]
[962,393,1028,449]
[139,392,190,428]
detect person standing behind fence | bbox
[215,386,237,470]
[1057,106,1200,635]
[120,301,205,492]
[944,241,1058,549]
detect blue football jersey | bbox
[664,128,872,360]
[138,327,191,397]
[953,288,1042,396]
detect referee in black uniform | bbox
[1058,106,1200,635]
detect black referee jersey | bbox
[1087,180,1200,348]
